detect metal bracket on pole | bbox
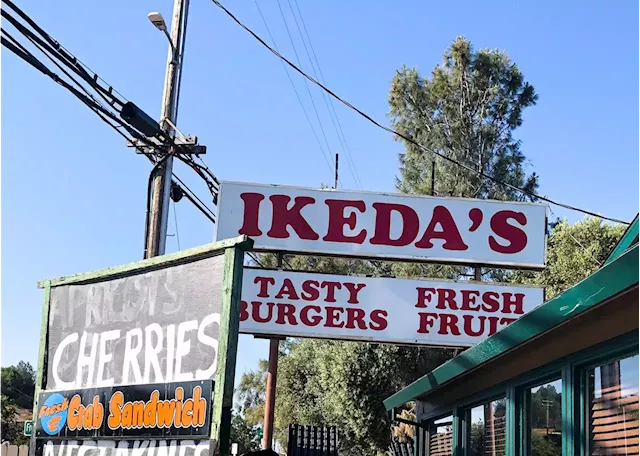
[127,138,206,155]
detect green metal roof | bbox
[384,242,639,412]
[604,214,639,266]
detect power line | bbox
[2,3,220,226]
[1,35,214,227]
[274,0,340,186]
[253,0,334,176]
[209,0,630,225]
[288,0,363,190]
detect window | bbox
[587,354,639,456]
[429,416,452,456]
[526,379,562,455]
[467,398,506,456]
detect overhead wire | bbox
[2,0,126,109]
[2,27,130,142]
[273,0,341,186]
[3,2,221,226]
[253,1,334,177]
[1,29,215,227]
[287,0,363,190]
[209,0,630,225]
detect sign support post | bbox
[262,338,280,450]
[262,253,284,450]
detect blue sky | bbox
[2,0,638,390]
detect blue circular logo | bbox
[40,393,68,435]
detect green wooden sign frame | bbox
[32,235,253,456]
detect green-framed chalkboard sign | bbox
[31,236,253,456]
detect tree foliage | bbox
[1,395,28,445]
[237,360,269,427]
[389,36,538,201]
[1,361,35,409]
[240,339,453,455]
[230,410,261,454]
[238,36,551,456]
[511,217,625,298]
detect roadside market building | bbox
[384,216,639,456]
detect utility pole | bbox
[334,153,339,189]
[146,0,190,259]
[542,399,554,434]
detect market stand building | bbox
[384,215,639,456]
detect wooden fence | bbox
[0,444,28,456]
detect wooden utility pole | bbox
[145,0,189,258]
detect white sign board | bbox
[239,269,544,347]
[216,182,547,268]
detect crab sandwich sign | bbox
[216,182,547,269]
[240,269,544,347]
[33,238,252,456]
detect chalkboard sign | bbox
[32,237,252,456]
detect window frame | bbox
[575,348,640,456]
[515,373,563,456]
[424,414,454,456]
[415,330,638,456]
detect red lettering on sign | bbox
[320,281,342,303]
[254,276,275,298]
[482,291,501,312]
[487,316,500,336]
[463,315,486,337]
[460,290,481,311]
[345,308,367,330]
[275,303,298,325]
[415,288,436,308]
[251,301,274,323]
[370,310,388,330]
[300,280,320,301]
[415,206,468,251]
[501,292,525,314]
[436,288,458,310]
[300,305,322,326]
[417,312,438,334]
[240,301,249,322]
[238,193,264,236]
[267,195,319,240]
[343,282,366,304]
[489,210,528,254]
[274,278,299,300]
[325,307,345,328]
[323,200,367,244]
[369,203,419,246]
[438,314,461,335]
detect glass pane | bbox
[528,379,562,456]
[468,398,506,456]
[430,416,452,456]
[588,354,639,456]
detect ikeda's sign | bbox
[239,269,544,347]
[35,380,212,439]
[216,182,547,269]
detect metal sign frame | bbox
[31,236,253,456]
